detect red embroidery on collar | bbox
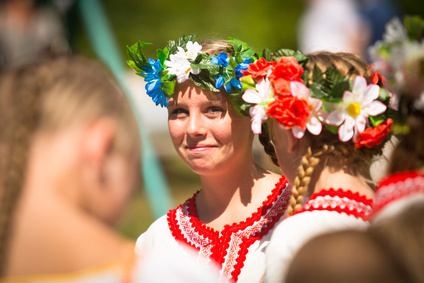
[373,171,424,216]
[167,176,290,282]
[289,188,374,221]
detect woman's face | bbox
[167,82,253,176]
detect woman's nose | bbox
[186,112,207,136]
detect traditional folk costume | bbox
[264,189,373,283]
[372,171,424,221]
[136,177,290,283]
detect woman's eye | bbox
[206,106,224,114]
[169,108,188,117]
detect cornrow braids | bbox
[258,123,279,167]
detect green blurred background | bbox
[67,0,423,240]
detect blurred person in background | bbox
[285,229,410,283]
[368,16,424,282]
[297,0,371,57]
[357,0,402,62]
[370,15,424,223]
[0,56,143,282]
[371,203,424,282]
[0,0,69,70]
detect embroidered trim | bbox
[373,171,424,216]
[289,188,373,221]
[167,176,290,282]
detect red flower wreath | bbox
[268,56,304,95]
[241,58,276,79]
[355,118,393,149]
[266,95,310,129]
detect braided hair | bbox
[286,51,386,215]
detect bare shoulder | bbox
[263,169,283,185]
[256,168,283,190]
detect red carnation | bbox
[268,56,304,95]
[266,95,310,129]
[355,119,393,149]
[241,58,275,79]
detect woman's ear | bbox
[83,118,117,170]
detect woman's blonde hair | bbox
[0,56,140,274]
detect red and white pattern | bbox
[167,177,290,282]
[373,171,424,217]
[290,188,373,220]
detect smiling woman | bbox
[128,35,290,283]
[167,81,252,175]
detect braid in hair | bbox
[258,123,279,167]
[284,51,387,215]
[0,66,43,275]
[287,147,321,215]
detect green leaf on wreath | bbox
[369,115,386,127]
[126,60,142,73]
[324,124,339,135]
[262,49,272,61]
[227,37,257,59]
[161,80,176,97]
[189,72,220,92]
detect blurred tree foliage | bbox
[101,0,305,58]
[71,0,424,60]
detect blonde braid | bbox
[287,147,320,215]
[287,144,338,215]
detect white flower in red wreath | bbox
[326,76,387,142]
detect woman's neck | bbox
[195,160,279,230]
[6,186,129,277]
[311,166,375,200]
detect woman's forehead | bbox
[170,82,226,104]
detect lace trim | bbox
[374,171,424,216]
[167,176,290,282]
[289,188,373,221]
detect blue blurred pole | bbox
[77,0,173,218]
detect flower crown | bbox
[369,15,424,110]
[126,34,258,107]
[239,49,396,149]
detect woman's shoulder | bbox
[135,211,181,255]
[1,247,142,283]
[373,170,424,221]
[256,170,287,193]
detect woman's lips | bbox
[185,145,217,153]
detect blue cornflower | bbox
[211,52,230,67]
[141,58,168,107]
[211,53,246,92]
[223,78,242,93]
[235,57,253,78]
